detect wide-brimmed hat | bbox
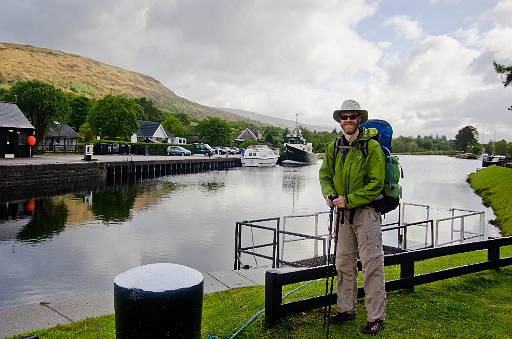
[333,99,368,123]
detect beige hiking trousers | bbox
[335,207,386,322]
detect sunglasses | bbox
[340,113,360,120]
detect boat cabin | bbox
[284,135,307,145]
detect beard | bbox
[341,122,358,135]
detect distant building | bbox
[163,128,187,145]
[235,128,262,142]
[0,102,36,158]
[131,120,187,144]
[43,121,80,150]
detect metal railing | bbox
[234,217,326,269]
[234,202,487,271]
[280,211,331,265]
[435,210,486,246]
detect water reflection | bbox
[1,187,142,242]
[199,180,225,192]
[90,186,138,223]
[17,198,68,244]
[160,180,186,194]
[282,169,307,193]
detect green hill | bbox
[0,42,247,121]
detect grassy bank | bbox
[14,246,512,338]
[468,165,512,236]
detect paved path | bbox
[0,154,239,166]
[0,267,297,338]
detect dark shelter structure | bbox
[0,102,36,158]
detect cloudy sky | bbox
[1,0,511,140]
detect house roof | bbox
[163,127,175,139]
[235,128,258,141]
[47,121,79,138]
[135,120,162,138]
[0,102,35,129]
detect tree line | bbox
[1,79,511,155]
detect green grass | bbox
[468,166,512,235]
[13,246,512,338]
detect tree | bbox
[196,117,234,146]
[135,97,165,122]
[174,112,191,126]
[454,126,479,151]
[79,122,95,143]
[494,139,509,155]
[8,80,69,141]
[87,95,140,140]
[162,114,188,138]
[0,87,9,101]
[68,95,92,131]
[263,126,284,146]
[494,61,512,87]
[494,61,512,113]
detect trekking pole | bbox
[323,195,338,328]
[326,205,343,339]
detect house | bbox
[43,121,80,150]
[130,120,187,144]
[235,128,262,142]
[163,128,187,145]
[0,102,36,158]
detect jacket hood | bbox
[358,127,378,141]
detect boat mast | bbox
[294,113,301,136]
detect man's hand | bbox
[332,196,346,209]
[325,197,334,208]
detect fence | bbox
[37,144,83,153]
[264,236,512,326]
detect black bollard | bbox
[114,263,204,339]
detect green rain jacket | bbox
[319,128,385,209]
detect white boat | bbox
[241,145,279,167]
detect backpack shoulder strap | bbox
[361,139,369,158]
[331,137,341,173]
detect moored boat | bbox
[241,145,279,167]
[277,114,317,166]
[454,153,478,159]
[482,154,507,167]
[277,135,317,166]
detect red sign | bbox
[27,135,36,146]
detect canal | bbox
[0,155,499,308]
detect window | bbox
[18,133,26,145]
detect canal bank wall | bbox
[0,156,241,201]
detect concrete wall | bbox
[0,162,107,201]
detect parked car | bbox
[229,147,240,154]
[190,143,214,156]
[223,147,235,155]
[213,147,226,155]
[213,146,226,155]
[167,146,192,156]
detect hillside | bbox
[217,107,332,132]
[0,42,248,122]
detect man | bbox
[319,99,386,335]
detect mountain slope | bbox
[0,42,247,121]
[218,107,332,132]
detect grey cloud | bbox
[0,0,510,138]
